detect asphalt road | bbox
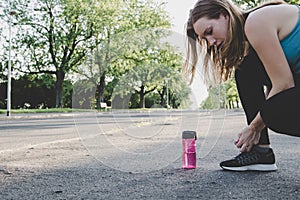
[0,109,299,199]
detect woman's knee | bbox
[260,99,300,136]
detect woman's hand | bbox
[235,125,261,152]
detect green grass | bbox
[0,107,173,114]
[0,108,92,114]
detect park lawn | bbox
[0,108,91,114]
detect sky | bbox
[159,0,195,34]
[156,0,208,108]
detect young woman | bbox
[184,0,300,171]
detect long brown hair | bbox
[184,0,286,85]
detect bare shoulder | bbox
[244,4,298,40]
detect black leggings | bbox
[235,49,300,145]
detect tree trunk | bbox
[55,70,65,108]
[139,85,145,108]
[96,73,106,108]
[236,100,239,108]
[159,86,166,106]
[228,100,232,109]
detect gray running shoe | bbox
[220,145,277,171]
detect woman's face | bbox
[193,13,229,49]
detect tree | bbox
[111,0,173,109]
[110,28,187,109]
[233,0,262,8]
[224,78,240,109]
[233,0,299,8]
[6,0,121,107]
[0,62,6,82]
[200,78,241,110]
[74,0,184,109]
[287,0,300,4]
[72,0,125,109]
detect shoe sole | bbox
[221,164,278,172]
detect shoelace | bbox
[235,150,260,165]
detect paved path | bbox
[0,109,299,199]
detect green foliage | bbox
[0,62,6,82]
[286,0,300,4]
[72,79,97,109]
[201,77,240,109]
[233,0,262,8]
[0,74,56,108]
[200,84,225,109]
[1,0,190,109]
[111,30,187,109]
[224,78,240,109]
[233,0,300,9]
[75,0,188,109]
[4,0,124,107]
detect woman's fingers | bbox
[236,135,244,148]
[240,143,248,152]
[234,138,239,145]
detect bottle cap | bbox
[182,131,197,140]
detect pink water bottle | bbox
[182,131,197,169]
